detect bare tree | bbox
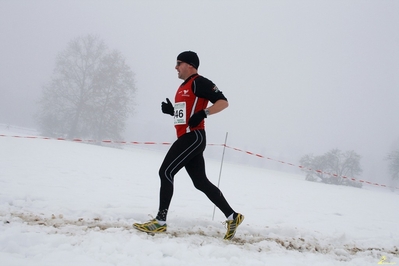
[299,153,330,182]
[88,50,135,140]
[299,149,363,187]
[37,35,136,140]
[323,149,362,185]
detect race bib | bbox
[174,102,186,125]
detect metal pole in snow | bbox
[212,132,228,221]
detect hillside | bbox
[0,127,398,265]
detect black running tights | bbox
[157,130,234,221]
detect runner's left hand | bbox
[188,110,207,128]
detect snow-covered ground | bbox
[1,126,398,265]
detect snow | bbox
[1,126,398,265]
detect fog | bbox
[1,1,398,184]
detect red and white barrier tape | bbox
[0,134,225,147]
[227,145,398,190]
[2,134,398,190]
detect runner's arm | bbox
[205,99,228,115]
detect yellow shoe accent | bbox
[224,213,244,240]
[133,219,167,233]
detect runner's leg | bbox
[157,130,204,221]
[185,131,235,218]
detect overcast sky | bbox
[1,0,398,182]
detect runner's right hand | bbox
[161,98,174,116]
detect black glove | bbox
[188,110,207,128]
[161,98,174,116]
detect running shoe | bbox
[223,213,244,240]
[133,219,167,233]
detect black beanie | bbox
[177,51,200,69]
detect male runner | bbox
[133,51,243,240]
